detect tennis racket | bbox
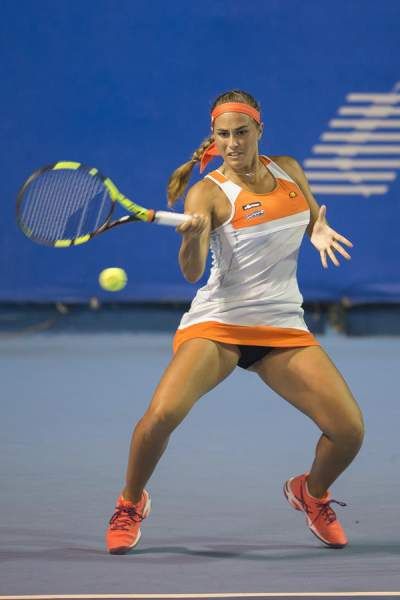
[16,161,190,247]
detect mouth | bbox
[227,151,242,158]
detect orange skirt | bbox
[173,321,320,353]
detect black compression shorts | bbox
[237,345,273,369]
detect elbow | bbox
[178,247,207,283]
[179,255,205,283]
[182,269,204,284]
[179,261,205,283]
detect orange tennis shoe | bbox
[106,490,151,555]
[284,473,348,548]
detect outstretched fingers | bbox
[332,232,353,248]
[332,240,351,260]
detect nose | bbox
[228,133,239,148]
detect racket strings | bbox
[18,169,113,243]
[53,170,78,240]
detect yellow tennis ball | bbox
[98,267,127,292]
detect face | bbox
[213,112,262,169]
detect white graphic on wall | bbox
[303,82,400,196]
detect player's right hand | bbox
[176,213,209,239]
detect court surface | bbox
[1,331,399,599]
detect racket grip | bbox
[153,211,191,227]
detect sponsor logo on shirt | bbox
[246,209,265,220]
[242,201,262,210]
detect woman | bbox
[106,90,364,554]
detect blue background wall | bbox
[1,0,399,303]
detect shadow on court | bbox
[1,530,399,564]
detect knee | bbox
[138,406,182,437]
[332,416,365,452]
[344,419,364,448]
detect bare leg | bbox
[252,345,364,498]
[123,339,240,503]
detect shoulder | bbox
[184,177,222,214]
[186,177,220,198]
[270,155,302,174]
[270,155,316,205]
[269,155,306,186]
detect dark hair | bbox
[210,89,260,113]
[167,89,260,206]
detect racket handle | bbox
[153,211,191,227]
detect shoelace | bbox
[298,486,346,526]
[109,505,144,531]
[313,499,347,525]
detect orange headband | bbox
[200,102,261,172]
[211,102,261,124]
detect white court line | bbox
[2,593,400,599]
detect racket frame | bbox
[16,161,158,247]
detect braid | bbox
[167,135,214,207]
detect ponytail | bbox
[167,135,214,207]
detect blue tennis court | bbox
[1,1,400,599]
[1,327,399,598]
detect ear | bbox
[258,122,264,138]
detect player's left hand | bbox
[311,206,353,269]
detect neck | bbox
[222,155,262,181]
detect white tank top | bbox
[174,156,314,347]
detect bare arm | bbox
[177,180,213,283]
[274,155,353,268]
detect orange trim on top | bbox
[259,155,271,167]
[206,170,227,184]
[231,182,309,230]
[205,158,310,231]
[173,321,319,354]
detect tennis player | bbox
[106,90,364,554]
